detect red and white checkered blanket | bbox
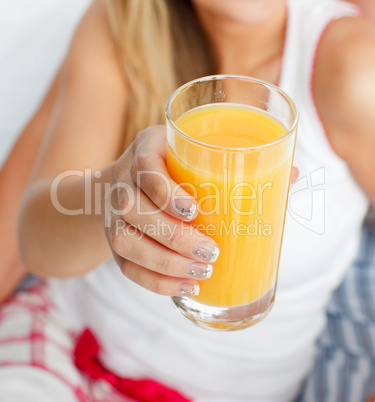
[0,283,134,401]
[0,283,188,401]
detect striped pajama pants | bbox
[298,223,375,402]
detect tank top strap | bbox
[280,0,360,164]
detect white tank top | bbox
[49,1,369,401]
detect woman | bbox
[3,0,375,400]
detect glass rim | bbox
[165,74,298,152]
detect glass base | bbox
[172,286,275,331]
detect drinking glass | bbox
[166,75,298,331]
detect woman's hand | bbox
[105,126,219,297]
[105,125,299,297]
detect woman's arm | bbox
[18,0,128,277]
[313,18,375,402]
[0,72,61,301]
[313,17,375,207]
[19,0,218,296]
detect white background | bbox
[0,0,91,166]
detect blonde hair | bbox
[106,0,213,149]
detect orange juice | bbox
[167,103,292,307]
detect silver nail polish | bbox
[173,198,197,220]
[193,242,220,263]
[178,284,200,296]
[187,263,213,279]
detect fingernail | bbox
[193,242,220,263]
[187,263,213,279]
[173,197,197,220]
[178,283,200,296]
